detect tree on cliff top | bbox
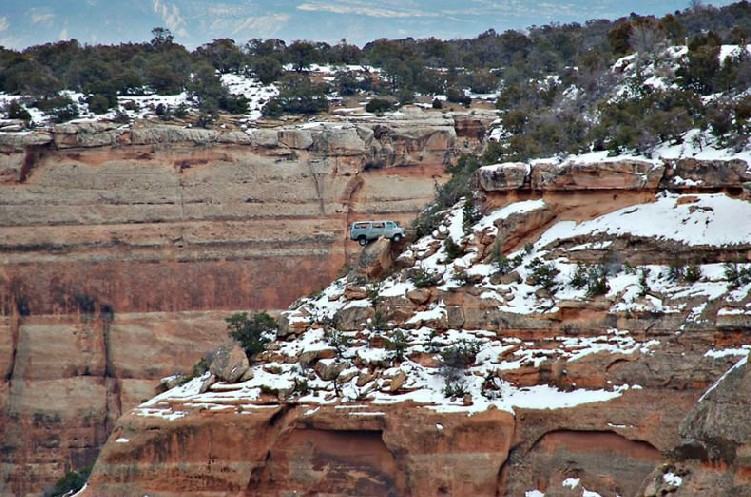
[226,312,276,359]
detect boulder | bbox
[216,131,253,145]
[406,287,432,305]
[387,370,407,392]
[662,158,751,190]
[357,238,393,279]
[476,162,529,192]
[0,131,53,150]
[130,125,218,145]
[0,153,24,184]
[312,127,366,155]
[278,129,313,149]
[344,286,368,301]
[298,347,337,366]
[334,304,374,331]
[209,344,250,383]
[249,128,279,147]
[531,159,664,191]
[314,360,347,381]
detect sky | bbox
[0,0,739,49]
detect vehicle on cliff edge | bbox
[349,220,405,246]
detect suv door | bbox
[370,222,385,239]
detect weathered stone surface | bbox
[531,159,664,191]
[209,343,250,383]
[277,129,313,149]
[334,304,375,331]
[406,287,432,305]
[662,158,751,190]
[0,130,53,150]
[130,125,219,145]
[476,162,529,191]
[314,359,347,381]
[357,238,394,279]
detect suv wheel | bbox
[392,234,402,243]
[358,236,368,246]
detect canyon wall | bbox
[82,156,751,497]
[0,110,492,496]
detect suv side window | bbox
[354,223,369,229]
[372,222,385,229]
[386,222,396,228]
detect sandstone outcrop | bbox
[0,111,489,496]
[80,151,751,497]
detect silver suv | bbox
[349,220,405,246]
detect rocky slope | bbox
[0,109,494,496]
[81,152,751,497]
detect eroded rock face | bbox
[0,112,483,496]
[81,153,751,497]
[640,359,751,497]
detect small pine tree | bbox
[684,264,702,283]
[226,312,276,359]
[443,237,464,261]
[569,263,588,289]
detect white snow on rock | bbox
[699,356,749,402]
[663,471,683,487]
[536,193,751,248]
[220,73,278,120]
[562,477,580,489]
[132,180,751,422]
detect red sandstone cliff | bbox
[0,110,494,496]
[80,154,751,497]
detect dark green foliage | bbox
[286,40,317,72]
[684,264,702,283]
[570,263,588,289]
[263,74,328,116]
[590,89,703,153]
[334,71,362,96]
[443,237,463,261]
[677,32,722,95]
[443,379,468,398]
[45,466,91,497]
[192,356,209,378]
[292,377,311,396]
[411,268,441,288]
[462,197,482,231]
[325,328,352,354]
[668,264,685,282]
[440,340,481,369]
[31,95,79,123]
[585,265,609,296]
[439,340,481,395]
[226,312,276,359]
[366,284,382,305]
[493,242,522,275]
[638,268,651,296]
[251,56,283,85]
[371,310,388,331]
[412,155,481,239]
[527,257,560,291]
[365,97,396,114]
[387,329,408,362]
[5,100,31,121]
[724,263,751,288]
[86,93,116,114]
[194,38,243,74]
[446,87,471,106]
